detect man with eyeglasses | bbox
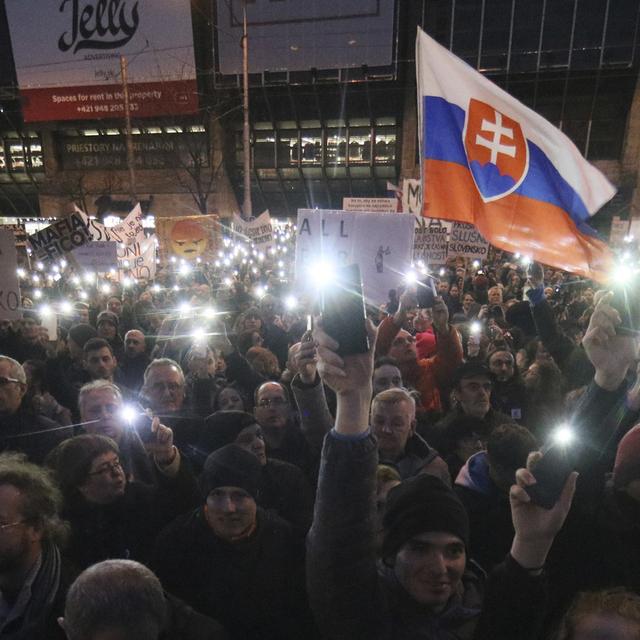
[0,356,69,464]
[254,381,321,480]
[140,358,199,450]
[0,452,70,639]
[152,444,316,639]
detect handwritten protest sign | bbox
[413,217,449,264]
[118,236,157,280]
[447,222,489,260]
[27,211,92,264]
[232,211,274,249]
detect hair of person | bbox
[213,383,248,411]
[253,380,290,406]
[63,559,167,640]
[554,588,640,640]
[236,329,260,356]
[143,358,185,386]
[22,359,48,391]
[486,346,515,364]
[83,337,114,356]
[45,434,120,502]
[376,464,401,486]
[486,423,537,474]
[246,346,280,377]
[374,356,401,370]
[371,387,416,416]
[0,452,67,545]
[78,380,123,412]
[0,355,26,384]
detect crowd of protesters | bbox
[0,228,639,639]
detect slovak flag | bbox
[416,28,615,281]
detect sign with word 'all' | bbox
[295,209,415,305]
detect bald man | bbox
[120,330,150,391]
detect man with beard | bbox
[119,330,150,392]
[0,452,70,639]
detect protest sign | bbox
[27,211,92,264]
[71,241,119,273]
[342,197,397,213]
[612,216,632,245]
[110,204,145,246]
[232,211,274,249]
[295,209,415,305]
[413,217,449,264]
[403,179,422,215]
[0,230,22,320]
[118,236,157,281]
[447,222,489,260]
[155,215,220,263]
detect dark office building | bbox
[0,0,638,231]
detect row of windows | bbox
[237,126,397,169]
[0,138,43,173]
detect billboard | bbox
[216,0,395,74]
[4,0,198,122]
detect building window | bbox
[374,127,396,164]
[9,143,25,171]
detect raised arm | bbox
[306,319,384,639]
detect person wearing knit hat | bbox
[198,411,314,530]
[151,443,316,638]
[97,311,119,338]
[306,307,578,640]
[382,474,469,561]
[613,424,640,490]
[200,444,262,504]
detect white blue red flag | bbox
[416,28,615,281]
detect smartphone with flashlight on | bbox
[129,410,155,443]
[321,263,369,356]
[416,275,438,309]
[525,442,575,509]
[609,287,640,336]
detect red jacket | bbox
[376,316,463,412]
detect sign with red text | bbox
[4,0,198,122]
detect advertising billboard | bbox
[216,0,395,74]
[4,0,199,122]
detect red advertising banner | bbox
[20,80,198,122]
[4,0,198,123]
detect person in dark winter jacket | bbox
[486,348,527,423]
[307,316,577,640]
[0,356,70,464]
[193,410,314,530]
[152,445,317,640]
[372,387,450,485]
[0,453,72,640]
[454,424,537,572]
[46,434,199,571]
[60,559,228,640]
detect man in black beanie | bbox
[307,318,577,640]
[193,411,313,530]
[152,444,318,640]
